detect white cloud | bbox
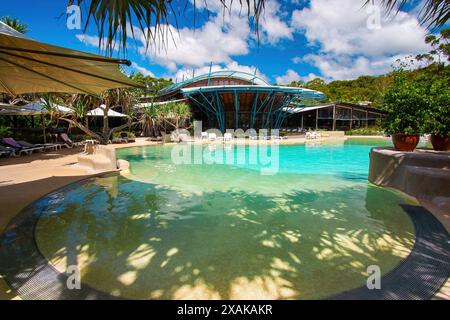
[134,13,250,71]
[258,0,294,45]
[171,61,269,84]
[291,0,431,80]
[130,62,155,77]
[75,34,104,48]
[127,0,293,73]
[292,56,302,64]
[275,69,321,84]
[301,72,321,83]
[275,69,301,84]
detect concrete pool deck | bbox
[0,136,448,300]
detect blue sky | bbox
[1,0,437,84]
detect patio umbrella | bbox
[0,22,142,95]
[87,105,128,117]
[0,99,73,143]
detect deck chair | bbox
[2,138,42,155]
[208,133,217,141]
[0,145,16,157]
[224,133,233,142]
[17,140,57,152]
[120,132,136,143]
[59,133,81,148]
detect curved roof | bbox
[160,70,270,93]
[181,85,325,100]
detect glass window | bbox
[335,107,351,120]
[318,107,333,119]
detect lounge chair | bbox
[59,133,84,148]
[201,132,208,140]
[249,132,258,140]
[120,132,136,143]
[208,133,217,141]
[0,145,16,157]
[2,138,43,155]
[224,133,233,142]
[17,140,60,152]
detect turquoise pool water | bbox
[34,138,416,299]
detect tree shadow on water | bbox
[11,174,416,300]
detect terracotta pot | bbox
[392,134,420,152]
[430,135,450,151]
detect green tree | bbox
[1,16,28,33]
[381,71,428,135]
[416,28,450,64]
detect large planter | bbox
[430,135,450,151]
[392,134,420,152]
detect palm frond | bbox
[366,0,449,29]
[70,0,264,55]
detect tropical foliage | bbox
[0,125,12,138]
[64,1,448,54]
[422,68,450,136]
[381,71,427,135]
[129,73,173,98]
[381,62,450,135]
[0,16,28,33]
[68,0,264,54]
[367,0,449,29]
[139,102,192,137]
[59,88,139,144]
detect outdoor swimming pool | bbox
[3,138,420,299]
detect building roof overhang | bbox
[181,85,325,100]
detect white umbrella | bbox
[87,105,128,117]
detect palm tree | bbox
[0,16,28,33]
[68,0,265,54]
[139,102,191,137]
[139,103,162,137]
[70,1,448,55]
[366,0,449,29]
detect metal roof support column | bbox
[250,93,259,129]
[214,92,225,132]
[233,90,239,129]
[264,92,277,128]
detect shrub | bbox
[0,125,12,138]
[381,71,427,135]
[345,127,384,136]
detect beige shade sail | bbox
[0,22,143,96]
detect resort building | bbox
[284,102,387,131]
[157,70,325,131]
[156,71,386,132]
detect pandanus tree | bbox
[59,88,139,145]
[139,102,192,137]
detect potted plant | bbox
[381,72,426,151]
[424,77,450,151]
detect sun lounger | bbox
[208,133,217,141]
[120,132,136,143]
[0,145,16,157]
[17,140,60,151]
[2,138,43,155]
[60,133,85,148]
[224,133,233,142]
[201,132,208,140]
